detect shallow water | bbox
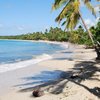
[0,40,65,64]
[0,40,66,73]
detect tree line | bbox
[0,21,100,47]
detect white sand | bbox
[0,42,100,100]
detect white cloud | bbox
[17,25,24,31]
[84,17,99,28]
[95,6,100,13]
[85,19,95,28]
[96,17,100,23]
[80,1,85,7]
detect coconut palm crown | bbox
[52,0,100,59]
[52,0,96,30]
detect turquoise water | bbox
[0,40,65,64]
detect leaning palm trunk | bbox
[79,11,100,60]
[52,0,100,60]
[78,11,95,45]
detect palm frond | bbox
[52,0,68,10]
[56,1,80,30]
[84,0,91,3]
[55,4,73,23]
[96,0,100,1]
[55,0,74,23]
[83,0,96,17]
[63,1,80,30]
[52,0,98,30]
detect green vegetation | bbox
[0,21,100,47]
[52,0,100,59]
[0,27,68,41]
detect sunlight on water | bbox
[0,40,66,73]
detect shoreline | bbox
[0,40,71,74]
[0,39,86,50]
[0,39,70,48]
[0,42,74,96]
[0,40,99,100]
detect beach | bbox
[0,42,100,100]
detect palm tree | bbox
[52,0,100,60]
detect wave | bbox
[0,54,52,73]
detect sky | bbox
[0,0,99,36]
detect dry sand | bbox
[0,43,100,100]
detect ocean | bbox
[0,40,65,73]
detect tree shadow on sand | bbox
[15,61,100,98]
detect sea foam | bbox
[0,54,52,73]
